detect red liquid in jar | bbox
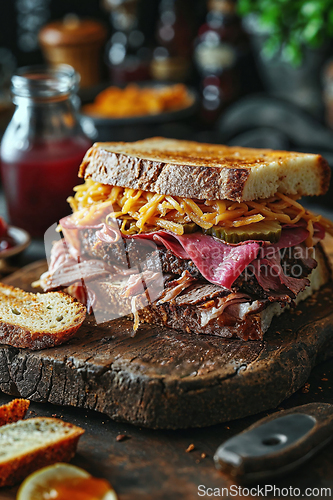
[0,136,91,237]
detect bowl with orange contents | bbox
[81,83,198,141]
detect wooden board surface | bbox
[1,240,333,429]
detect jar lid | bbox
[39,15,107,46]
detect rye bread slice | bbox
[79,137,330,202]
[0,283,86,350]
[0,417,84,487]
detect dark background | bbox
[0,0,203,67]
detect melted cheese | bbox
[68,179,333,246]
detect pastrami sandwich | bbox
[40,138,333,340]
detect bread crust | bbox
[0,417,84,487]
[0,399,30,427]
[318,154,332,197]
[79,138,331,201]
[0,320,83,350]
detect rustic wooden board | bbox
[1,239,333,429]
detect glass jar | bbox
[0,65,92,237]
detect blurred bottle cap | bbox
[208,0,236,14]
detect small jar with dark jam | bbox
[0,65,92,237]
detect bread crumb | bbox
[201,453,206,459]
[301,382,310,393]
[186,444,195,453]
[116,434,128,442]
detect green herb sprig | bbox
[238,0,333,65]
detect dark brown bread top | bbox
[79,138,331,201]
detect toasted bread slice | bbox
[0,283,86,350]
[0,399,30,427]
[0,417,84,487]
[79,138,330,202]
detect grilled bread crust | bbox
[79,138,330,202]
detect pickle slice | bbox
[204,220,282,243]
[183,222,199,233]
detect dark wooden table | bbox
[1,199,333,499]
[2,361,333,499]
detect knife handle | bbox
[214,403,333,483]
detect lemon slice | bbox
[17,463,118,500]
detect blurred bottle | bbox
[0,65,92,237]
[194,0,246,123]
[323,59,333,130]
[151,0,194,82]
[39,15,107,88]
[0,49,16,138]
[103,0,151,84]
